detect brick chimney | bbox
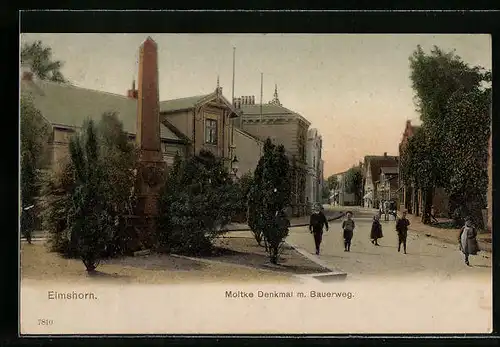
[384,152,387,158]
[127,80,138,99]
[127,80,138,98]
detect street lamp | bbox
[230,155,239,180]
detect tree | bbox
[322,185,330,201]
[97,112,139,217]
[248,152,266,246]
[344,165,363,205]
[326,174,339,191]
[234,172,254,222]
[21,40,67,83]
[66,120,114,271]
[39,163,75,255]
[408,45,491,227]
[445,88,491,228]
[400,127,439,224]
[248,138,291,264]
[40,113,138,263]
[20,95,50,243]
[157,150,241,255]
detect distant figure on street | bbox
[21,204,35,244]
[370,214,383,246]
[430,205,439,224]
[458,217,480,266]
[341,211,355,252]
[383,200,390,221]
[309,204,329,255]
[395,210,410,254]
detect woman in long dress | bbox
[459,217,480,266]
[370,214,383,246]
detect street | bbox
[287,211,492,282]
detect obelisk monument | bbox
[135,37,165,217]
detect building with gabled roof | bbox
[362,153,399,208]
[20,60,246,175]
[231,85,312,216]
[20,76,192,171]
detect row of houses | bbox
[20,37,324,217]
[360,121,449,216]
[329,153,399,208]
[335,116,491,234]
[330,120,450,216]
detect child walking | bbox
[341,211,355,252]
[370,214,383,246]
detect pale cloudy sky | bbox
[20,34,491,176]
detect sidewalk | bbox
[407,214,492,253]
[227,209,345,232]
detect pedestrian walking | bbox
[383,200,390,221]
[395,210,410,254]
[341,211,355,252]
[21,204,35,244]
[309,204,329,255]
[458,217,480,266]
[430,205,439,224]
[370,214,383,246]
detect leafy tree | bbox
[248,153,266,246]
[238,172,254,204]
[40,113,138,263]
[21,40,67,83]
[157,150,241,255]
[445,88,491,227]
[400,127,439,224]
[321,185,330,201]
[344,165,363,205]
[408,45,491,227]
[326,174,338,191]
[248,138,291,264]
[66,120,114,271]
[233,172,254,222]
[20,95,50,243]
[97,112,139,217]
[39,164,75,255]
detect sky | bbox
[20,34,491,176]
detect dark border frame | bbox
[4,7,499,346]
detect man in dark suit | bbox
[396,210,410,254]
[309,204,329,255]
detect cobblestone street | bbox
[286,212,492,282]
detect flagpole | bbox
[260,72,263,156]
[230,47,236,168]
[232,47,235,105]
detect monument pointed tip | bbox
[143,36,157,46]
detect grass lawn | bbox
[20,241,294,284]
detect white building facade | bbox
[306,128,323,207]
[333,171,356,206]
